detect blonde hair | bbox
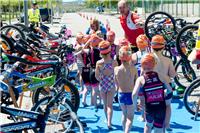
[90,19,100,31]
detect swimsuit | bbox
[134,51,147,76]
[89,48,101,85]
[141,71,166,128]
[99,60,115,93]
[118,92,133,105]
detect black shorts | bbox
[145,108,166,128]
[81,67,90,85]
[89,68,99,85]
[82,67,99,85]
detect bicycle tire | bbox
[144,11,176,40]
[0,25,26,40]
[31,96,75,132]
[32,79,80,112]
[183,78,200,116]
[194,19,200,24]
[175,25,198,59]
[174,59,197,89]
[14,23,30,33]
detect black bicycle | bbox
[0,81,84,133]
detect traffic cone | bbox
[196,24,200,50]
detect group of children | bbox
[74,21,177,133]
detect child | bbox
[106,31,119,60]
[75,32,90,92]
[81,34,102,109]
[95,41,118,130]
[132,34,149,121]
[132,34,149,76]
[151,35,177,132]
[114,46,138,133]
[132,53,173,133]
[107,31,120,103]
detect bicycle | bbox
[0,80,84,133]
[0,34,80,111]
[175,24,200,89]
[183,77,200,120]
[144,11,178,64]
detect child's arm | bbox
[114,67,119,92]
[168,61,177,79]
[132,77,142,101]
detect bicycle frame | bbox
[0,106,46,132]
[1,69,56,94]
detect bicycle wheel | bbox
[14,23,30,33]
[31,96,75,132]
[194,19,200,24]
[0,25,26,40]
[32,79,80,112]
[176,25,198,60]
[183,78,200,116]
[174,59,197,89]
[145,11,176,40]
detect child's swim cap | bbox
[141,53,156,70]
[151,35,166,49]
[99,40,111,55]
[136,34,149,50]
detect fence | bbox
[132,0,200,18]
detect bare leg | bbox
[82,85,89,105]
[165,104,171,129]
[100,91,107,119]
[125,105,134,133]
[120,104,127,131]
[92,86,99,107]
[106,89,115,127]
[144,124,152,133]
[154,127,164,133]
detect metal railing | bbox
[134,0,200,18]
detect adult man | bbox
[118,0,144,52]
[28,2,40,26]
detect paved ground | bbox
[1,13,200,133]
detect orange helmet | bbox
[99,40,111,55]
[88,34,103,47]
[141,53,156,70]
[107,31,115,43]
[119,46,132,62]
[118,38,129,47]
[136,34,149,50]
[151,35,166,49]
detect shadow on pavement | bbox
[172,99,184,109]
[79,114,100,124]
[170,122,192,130]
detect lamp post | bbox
[24,0,28,26]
